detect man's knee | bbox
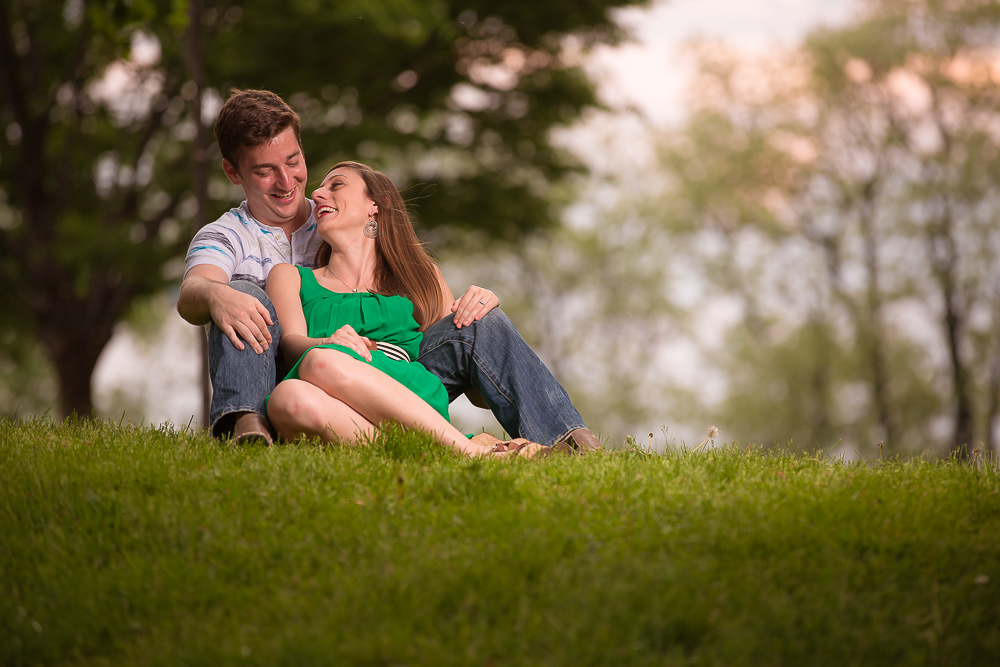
[476,308,515,335]
[471,308,524,349]
[229,280,278,318]
[425,309,515,346]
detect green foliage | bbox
[2,418,999,665]
[0,0,649,415]
[0,332,55,418]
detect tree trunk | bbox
[857,183,897,449]
[940,262,972,458]
[186,0,212,429]
[986,301,1000,456]
[53,350,98,418]
[44,320,113,419]
[928,197,971,459]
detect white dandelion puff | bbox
[693,425,719,452]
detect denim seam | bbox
[464,341,518,409]
[216,405,267,419]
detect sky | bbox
[588,0,855,126]
[91,0,859,434]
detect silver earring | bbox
[364,217,378,238]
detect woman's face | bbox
[312,167,377,234]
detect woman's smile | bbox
[315,205,338,219]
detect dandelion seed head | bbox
[706,425,719,439]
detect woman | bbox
[265,161,540,457]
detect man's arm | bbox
[177,264,273,354]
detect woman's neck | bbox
[324,240,377,292]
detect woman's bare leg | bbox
[268,379,375,443]
[297,348,493,456]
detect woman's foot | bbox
[470,433,549,459]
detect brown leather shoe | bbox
[560,428,603,453]
[234,412,273,446]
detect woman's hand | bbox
[452,285,498,329]
[320,324,376,362]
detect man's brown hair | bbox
[214,89,301,171]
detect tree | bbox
[653,0,1000,455]
[463,0,1000,455]
[0,0,650,419]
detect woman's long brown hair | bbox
[314,161,443,330]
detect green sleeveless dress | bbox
[270,265,450,422]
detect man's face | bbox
[222,126,309,228]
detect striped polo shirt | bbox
[183,200,324,288]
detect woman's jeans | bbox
[208,281,585,445]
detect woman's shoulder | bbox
[265,263,305,289]
[269,262,305,276]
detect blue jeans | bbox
[209,283,585,445]
[207,281,283,438]
[417,310,585,446]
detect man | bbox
[178,89,601,452]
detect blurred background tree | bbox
[0,0,649,419]
[462,0,1000,456]
[676,0,1000,457]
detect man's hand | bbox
[177,265,273,354]
[208,286,274,354]
[319,324,375,362]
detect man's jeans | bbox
[208,282,585,445]
[418,310,585,446]
[207,281,283,438]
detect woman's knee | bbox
[298,348,357,388]
[269,381,326,434]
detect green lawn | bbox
[2,417,998,666]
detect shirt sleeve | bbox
[183,222,246,281]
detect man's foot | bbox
[556,428,603,454]
[234,412,273,446]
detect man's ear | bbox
[222,158,242,185]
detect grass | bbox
[1,417,999,666]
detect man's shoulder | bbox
[196,203,256,237]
